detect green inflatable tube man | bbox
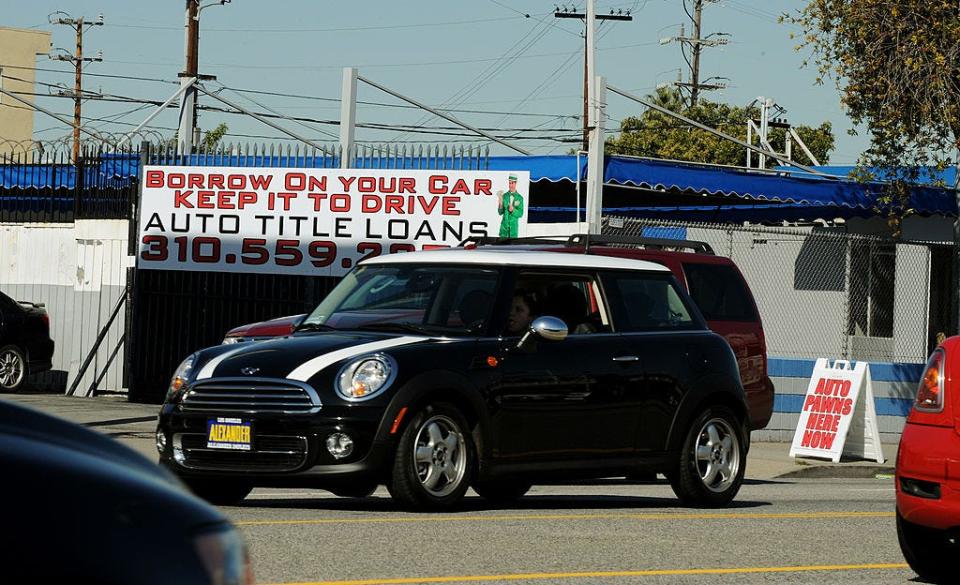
[497,174,524,238]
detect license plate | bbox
[206,417,252,451]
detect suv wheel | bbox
[0,345,27,392]
[472,480,531,505]
[390,403,473,511]
[669,406,745,507]
[184,479,253,506]
[897,511,950,582]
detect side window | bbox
[510,272,610,336]
[603,272,698,332]
[682,262,757,322]
[441,275,499,330]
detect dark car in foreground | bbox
[159,248,749,511]
[0,290,55,391]
[1,399,252,584]
[896,337,960,583]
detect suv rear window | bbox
[602,272,698,332]
[683,263,757,322]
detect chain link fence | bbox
[604,216,950,364]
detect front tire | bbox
[897,511,951,583]
[669,406,745,507]
[183,479,253,506]
[390,403,473,511]
[0,345,27,392]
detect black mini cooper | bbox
[158,249,749,510]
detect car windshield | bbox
[300,265,500,337]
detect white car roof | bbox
[361,248,671,273]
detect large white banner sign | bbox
[137,166,530,276]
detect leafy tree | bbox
[201,123,229,150]
[606,87,834,168]
[787,0,960,205]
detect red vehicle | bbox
[221,234,773,430]
[222,313,305,345]
[896,337,960,583]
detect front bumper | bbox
[896,422,960,531]
[157,404,395,488]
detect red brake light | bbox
[916,349,946,412]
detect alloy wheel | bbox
[694,417,741,493]
[0,349,25,389]
[413,414,467,497]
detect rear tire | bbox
[390,403,473,512]
[0,345,27,392]
[669,405,745,507]
[472,480,531,505]
[183,479,253,506]
[897,510,952,583]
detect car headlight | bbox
[166,354,196,403]
[222,336,244,345]
[336,353,396,401]
[193,526,253,585]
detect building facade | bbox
[0,27,51,155]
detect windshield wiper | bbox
[294,322,338,333]
[355,322,430,334]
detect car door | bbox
[600,270,707,453]
[489,270,639,464]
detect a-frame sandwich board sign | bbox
[789,359,884,464]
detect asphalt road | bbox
[222,477,913,585]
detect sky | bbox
[2,0,869,163]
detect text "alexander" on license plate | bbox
[206,417,252,451]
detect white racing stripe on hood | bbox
[196,345,252,380]
[286,336,427,382]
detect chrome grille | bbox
[181,378,321,414]
[174,433,308,472]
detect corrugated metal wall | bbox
[0,221,129,393]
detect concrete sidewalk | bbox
[2,393,897,480]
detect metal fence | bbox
[0,145,140,223]
[604,216,948,364]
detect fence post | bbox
[841,236,852,360]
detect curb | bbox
[776,465,895,479]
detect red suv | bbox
[222,234,773,430]
[896,337,960,583]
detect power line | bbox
[219,84,579,118]
[103,14,528,33]
[0,63,178,85]
[212,82,340,141]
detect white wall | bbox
[0,221,131,394]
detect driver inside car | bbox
[506,289,538,335]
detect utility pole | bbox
[178,0,199,155]
[178,0,230,155]
[554,5,632,151]
[690,0,703,106]
[49,12,103,163]
[660,0,728,107]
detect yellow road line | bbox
[266,563,909,585]
[237,510,893,527]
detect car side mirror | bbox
[518,316,568,350]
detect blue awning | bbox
[2,153,954,217]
